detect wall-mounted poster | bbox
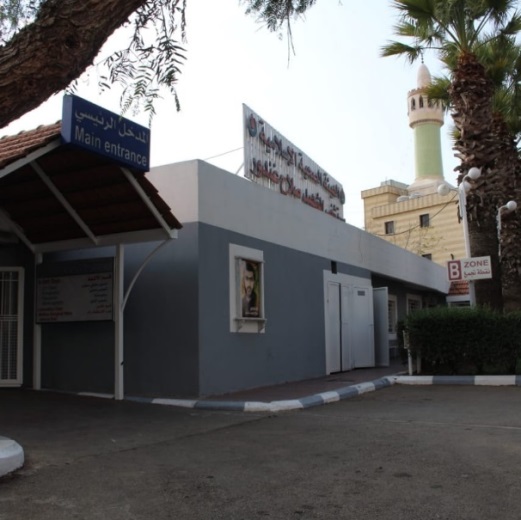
[239,259,262,318]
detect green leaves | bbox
[241,0,318,31]
[380,41,423,63]
[382,0,521,65]
[97,0,187,123]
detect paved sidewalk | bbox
[128,362,406,412]
[128,363,521,412]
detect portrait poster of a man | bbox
[240,259,261,318]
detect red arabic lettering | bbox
[250,158,280,184]
[280,175,302,199]
[301,190,324,211]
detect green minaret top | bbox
[407,64,446,196]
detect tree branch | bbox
[0,0,146,128]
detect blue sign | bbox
[61,95,150,172]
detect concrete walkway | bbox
[127,372,521,412]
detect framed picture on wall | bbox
[238,258,262,319]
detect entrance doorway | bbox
[0,268,24,387]
[324,272,375,374]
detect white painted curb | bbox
[0,436,24,477]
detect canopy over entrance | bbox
[0,121,183,400]
[0,122,182,253]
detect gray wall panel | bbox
[123,225,200,397]
[151,161,449,294]
[38,248,115,393]
[197,223,372,396]
[41,321,114,393]
[37,234,200,398]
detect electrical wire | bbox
[203,146,243,161]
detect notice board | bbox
[36,259,114,323]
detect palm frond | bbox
[380,40,423,63]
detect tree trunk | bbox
[0,0,147,129]
[449,52,503,310]
[490,114,521,311]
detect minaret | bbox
[406,63,446,196]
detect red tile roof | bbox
[449,280,469,296]
[0,122,61,169]
[0,121,182,247]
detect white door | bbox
[373,287,389,367]
[350,286,375,368]
[324,272,376,374]
[325,281,341,373]
[0,269,24,387]
[340,285,353,371]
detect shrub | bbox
[404,307,521,375]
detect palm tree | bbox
[431,36,521,310]
[381,0,521,310]
[486,42,521,311]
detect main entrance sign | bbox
[61,95,150,172]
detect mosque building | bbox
[361,64,469,306]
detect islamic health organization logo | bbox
[247,113,258,138]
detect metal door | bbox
[0,269,24,387]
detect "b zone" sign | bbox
[447,256,492,281]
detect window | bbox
[406,294,422,314]
[419,214,430,228]
[448,300,471,308]
[384,221,395,235]
[422,253,432,260]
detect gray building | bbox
[0,126,448,400]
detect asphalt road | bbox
[1,385,521,519]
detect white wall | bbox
[148,160,449,294]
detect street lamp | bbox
[497,200,517,257]
[437,167,481,306]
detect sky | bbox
[0,0,458,229]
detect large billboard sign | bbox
[61,95,150,172]
[447,256,492,281]
[243,104,345,220]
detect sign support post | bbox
[33,253,42,391]
[114,244,124,400]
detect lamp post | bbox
[438,167,481,306]
[497,200,517,258]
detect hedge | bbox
[404,307,521,375]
